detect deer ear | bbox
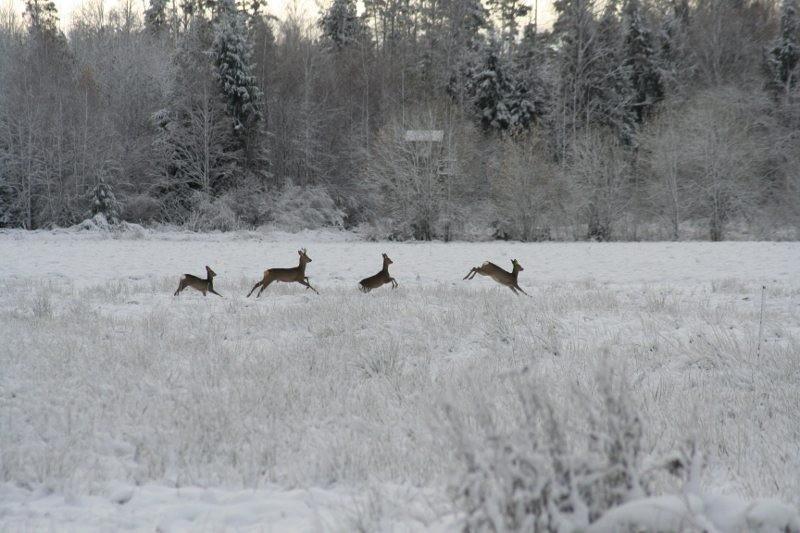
[298,250,302,255]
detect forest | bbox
[0,0,798,241]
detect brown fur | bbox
[247,249,319,297]
[359,253,398,293]
[463,259,528,296]
[174,265,222,297]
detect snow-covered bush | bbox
[121,194,162,224]
[88,179,121,225]
[264,183,345,232]
[354,219,396,241]
[445,366,651,532]
[186,194,243,232]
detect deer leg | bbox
[508,285,519,296]
[300,280,319,294]
[463,268,476,280]
[209,288,223,297]
[174,279,186,296]
[246,280,262,297]
[390,277,398,288]
[256,277,274,297]
[514,284,530,297]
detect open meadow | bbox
[1,230,799,531]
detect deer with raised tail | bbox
[247,249,319,297]
[463,259,529,296]
[359,253,398,293]
[174,266,223,297]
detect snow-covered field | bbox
[1,229,799,531]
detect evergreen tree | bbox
[511,23,549,129]
[471,42,514,132]
[487,0,531,48]
[144,0,169,34]
[318,0,366,49]
[766,0,800,100]
[657,0,691,93]
[24,0,59,37]
[153,18,238,212]
[552,0,600,156]
[89,178,121,224]
[623,0,663,122]
[595,0,635,142]
[212,0,261,134]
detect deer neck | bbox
[382,261,390,274]
[511,266,520,280]
[298,260,308,275]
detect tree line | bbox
[0,0,798,240]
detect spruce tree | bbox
[472,42,515,132]
[212,0,262,134]
[623,0,663,123]
[144,0,169,34]
[89,179,121,224]
[24,0,59,37]
[511,23,549,130]
[596,0,635,143]
[154,17,238,210]
[318,0,366,49]
[767,0,800,100]
[552,0,600,156]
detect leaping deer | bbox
[463,259,529,296]
[359,253,398,293]
[247,249,319,297]
[174,265,223,297]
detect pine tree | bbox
[766,0,800,100]
[144,0,169,34]
[212,0,262,134]
[89,179,121,224]
[318,0,366,49]
[623,0,663,123]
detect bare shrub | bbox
[185,194,244,232]
[264,182,345,232]
[567,131,631,241]
[445,365,650,532]
[490,133,561,241]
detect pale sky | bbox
[9,0,555,31]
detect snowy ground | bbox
[1,229,799,531]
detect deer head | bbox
[299,249,312,263]
[511,259,523,273]
[205,266,217,279]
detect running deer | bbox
[174,265,223,297]
[247,249,319,297]
[359,253,398,293]
[463,259,529,296]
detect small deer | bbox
[247,249,319,297]
[359,253,398,293]
[174,265,223,297]
[463,259,529,296]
